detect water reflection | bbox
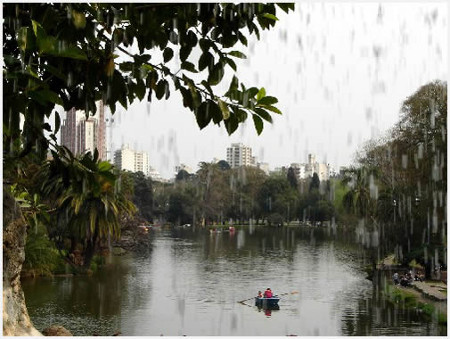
[23,226,445,336]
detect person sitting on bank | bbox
[264,288,273,298]
[400,275,410,287]
[257,291,263,298]
[393,272,399,285]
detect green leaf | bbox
[198,51,213,72]
[256,87,266,101]
[228,51,247,59]
[247,87,259,98]
[252,114,263,135]
[224,113,239,135]
[119,62,134,72]
[135,80,146,101]
[264,105,282,114]
[218,99,230,120]
[98,161,112,172]
[156,80,167,100]
[238,34,248,46]
[257,96,278,105]
[163,47,174,63]
[254,108,273,123]
[18,27,30,51]
[262,13,279,21]
[195,101,213,129]
[199,38,211,52]
[205,100,223,124]
[208,63,224,86]
[201,80,214,97]
[224,57,237,71]
[55,46,87,60]
[277,3,295,14]
[180,45,192,62]
[181,61,198,73]
[54,112,61,134]
[30,89,63,106]
[228,76,239,93]
[235,108,248,123]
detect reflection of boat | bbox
[255,296,280,308]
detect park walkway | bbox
[412,281,447,301]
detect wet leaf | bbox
[181,61,198,73]
[224,113,239,135]
[262,13,279,21]
[163,47,174,63]
[228,50,247,59]
[199,51,213,72]
[254,108,273,123]
[218,99,230,120]
[256,87,266,101]
[252,114,263,135]
[257,96,278,105]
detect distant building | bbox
[290,163,306,179]
[114,144,150,176]
[257,162,270,175]
[226,143,255,168]
[149,166,164,182]
[60,101,107,159]
[288,154,333,181]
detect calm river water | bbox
[22,226,445,336]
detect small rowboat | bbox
[255,296,280,308]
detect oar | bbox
[238,296,256,304]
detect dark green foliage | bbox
[129,171,153,221]
[217,160,231,171]
[309,173,320,192]
[343,81,447,264]
[23,223,64,277]
[176,169,192,181]
[287,167,298,189]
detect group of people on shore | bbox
[393,271,424,287]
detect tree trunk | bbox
[3,186,42,336]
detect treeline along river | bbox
[22,226,445,335]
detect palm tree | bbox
[40,147,135,270]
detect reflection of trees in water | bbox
[340,285,444,336]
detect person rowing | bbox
[264,288,273,298]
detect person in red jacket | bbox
[264,288,273,298]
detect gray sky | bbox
[101,2,447,179]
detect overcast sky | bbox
[93,2,447,179]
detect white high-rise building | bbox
[60,101,107,160]
[226,143,255,168]
[114,145,150,176]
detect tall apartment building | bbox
[60,101,106,160]
[114,144,150,176]
[226,143,255,168]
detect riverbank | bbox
[384,281,447,325]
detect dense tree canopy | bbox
[3,3,293,167]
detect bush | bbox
[23,223,65,277]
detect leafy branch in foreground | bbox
[3,3,294,165]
